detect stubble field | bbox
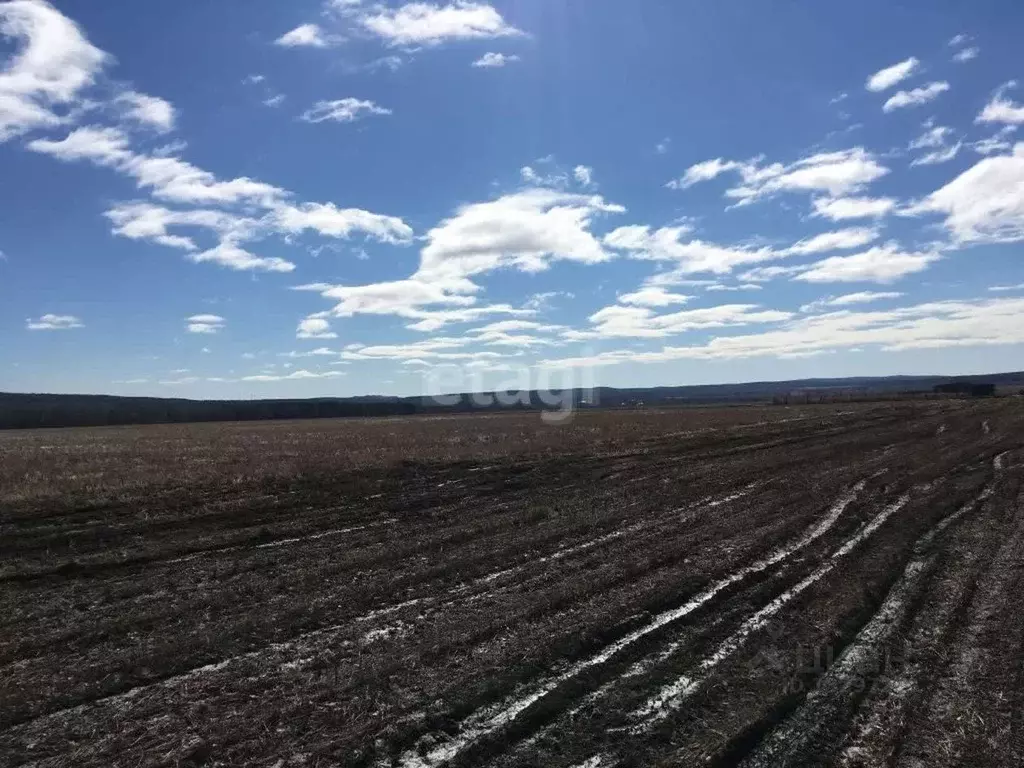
[2,400,1023,767]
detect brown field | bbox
[2,400,1023,767]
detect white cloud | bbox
[655,137,671,154]
[262,94,286,108]
[297,316,338,339]
[281,347,338,357]
[565,303,793,340]
[299,98,391,123]
[811,196,897,220]
[472,51,519,68]
[524,290,572,310]
[989,283,1024,292]
[340,337,501,362]
[783,227,880,255]
[948,34,969,47]
[799,291,903,312]
[358,2,523,47]
[705,283,763,292]
[909,125,953,150]
[28,126,288,206]
[271,202,412,243]
[26,313,82,330]
[0,0,108,141]
[242,369,346,382]
[911,143,961,166]
[28,121,411,272]
[403,305,532,331]
[244,74,265,85]
[519,165,568,186]
[618,287,692,307]
[573,165,594,187]
[883,82,950,112]
[674,148,889,204]
[542,297,1024,366]
[907,144,1024,244]
[116,91,175,132]
[794,243,940,283]
[866,57,920,92]
[186,313,225,334]
[972,126,1018,155]
[103,202,258,251]
[417,188,624,282]
[294,278,531,332]
[666,158,744,190]
[189,240,295,272]
[275,24,329,48]
[738,265,805,283]
[603,225,780,277]
[953,47,979,63]
[977,82,1024,125]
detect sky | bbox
[2,0,1024,399]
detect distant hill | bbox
[1,371,1021,429]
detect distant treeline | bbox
[1,372,1021,429]
[0,393,418,430]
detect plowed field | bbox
[2,401,1022,767]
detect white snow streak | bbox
[387,480,869,768]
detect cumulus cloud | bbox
[603,225,780,277]
[911,143,961,166]
[0,0,108,141]
[242,369,346,382]
[472,52,519,68]
[188,240,295,272]
[28,126,287,206]
[417,188,624,282]
[299,98,391,123]
[908,124,961,166]
[275,24,329,48]
[794,243,940,283]
[666,158,745,189]
[358,2,523,47]
[297,316,338,339]
[26,122,410,271]
[542,298,1024,366]
[116,91,175,132]
[972,126,1018,156]
[272,202,412,243]
[573,165,594,187]
[866,57,920,92]
[672,148,889,205]
[618,287,692,307]
[976,82,1024,125]
[953,47,979,63]
[26,313,83,330]
[907,144,1024,244]
[186,314,225,333]
[783,227,880,256]
[564,303,793,340]
[799,291,904,313]
[811,196,897,220]
[883,82,950,112]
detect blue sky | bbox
[2,0,1024,398]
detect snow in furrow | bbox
[386,480,869,768]
[633,493,910,726]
